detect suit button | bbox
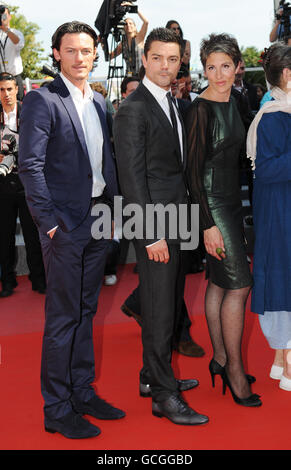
[88,174,92,179]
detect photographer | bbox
[109,2,148,75]
[0,5,25,100]
[270,2,291,45]
[0,73,45,298]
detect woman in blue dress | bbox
[247,43,291,391]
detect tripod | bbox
[106,26,138,100]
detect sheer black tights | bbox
[205,280,252,398]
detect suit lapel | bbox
[92,95,108,146]
[175,101,187,170]
[138,83,176,146]
[139,83,187,170]
[52,75,90,160]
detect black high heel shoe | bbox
[209,358,256,388]
[222,370,262,407]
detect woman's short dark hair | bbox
[144,27,182,59]
[51,21,98,71]
[165,20,184,39]
[200,33,241,69]
[262,43,291,87]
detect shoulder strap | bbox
[17,101,22,130]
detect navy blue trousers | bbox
[38,209,110,419]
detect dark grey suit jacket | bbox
[113,82,189,246]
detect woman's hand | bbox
[204,226,226,261]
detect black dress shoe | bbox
[0,287,14,298]
[32,281,46,294]
[121,303,142,326]
[0,281,16,298]
[140,379,199,397]
[72,394,126,420]
[152,394,209,426]
[44,410,101,439]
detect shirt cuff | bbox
[146,238,164,248]
[47,225,58,235]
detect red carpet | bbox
[0,264,290,450]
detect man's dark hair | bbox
[121,75,140,95]
[177,65,190,79]
[144,27,182,59]
[0,72,17,85]
[51,21,98,71]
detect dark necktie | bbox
[166,91,183,163]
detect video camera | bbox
[277,0,291,43]
[0,133,17,177]
[108,0,138,27]
[41,64,58,79]
[0,4,7,27]
[95,0,138,61]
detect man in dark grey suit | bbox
[113,28,208,426]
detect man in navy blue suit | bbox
[18,21,125,439]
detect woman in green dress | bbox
[185,33,261,407]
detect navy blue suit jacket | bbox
[18,74,118,235]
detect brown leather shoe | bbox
[175,339,205,357]
[121,303,142,326]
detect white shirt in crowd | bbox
[3,104,17,131]
[0,28,24,75]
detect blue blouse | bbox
[251,111,291,315]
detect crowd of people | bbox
[0,6,46,298]
[0,3,290,440]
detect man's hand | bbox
[0,154,4,163]
[176,82,185,99]
[146,239,170,264]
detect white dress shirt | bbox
[60,73,106,198]
[142,75,184,161]
[0,28,24,75]
[3,104,17,131]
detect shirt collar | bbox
[143,75,170,102]
[3,104,17,117]
[60,73,93,102]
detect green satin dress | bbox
[186,96,252,290]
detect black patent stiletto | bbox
[209,358,224,387]
[209,358,256,388]
[222,370,262,407]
